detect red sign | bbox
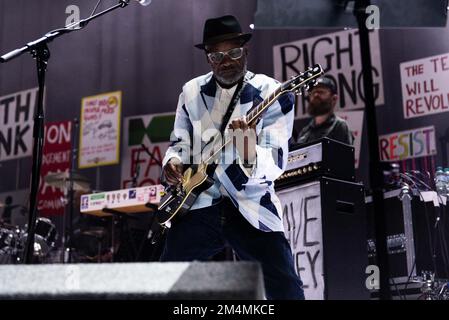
[37,121,72,217]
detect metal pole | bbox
[354,0,391,299]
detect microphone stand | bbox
[0,0,134,264]
[140,143,163,167]
[132,149,142,188]
[139,143,165,254]
[67,118,80,263]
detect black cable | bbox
[135,214,156,261]
[429,191,449,277]
[437,209,449,276]
[403,258,416,300]
[90,0,103,17]
[440,203,449,275]
[424,193,439,279]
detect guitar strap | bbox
[206,71,255,172]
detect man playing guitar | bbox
[160,15,304,300]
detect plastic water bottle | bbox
[435,166,446,196]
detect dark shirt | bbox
[297,114,354,145]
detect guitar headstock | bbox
[280,64,324,95]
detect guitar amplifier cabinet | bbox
[276,138,355,189]
[276,177,369,300]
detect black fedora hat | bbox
[195,15,252,50]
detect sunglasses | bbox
[207,47,244,64]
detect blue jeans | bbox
[160,198,305,300]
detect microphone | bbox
[135,0,152,6]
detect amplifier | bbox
[366,189,449,287]
[276,138,355,188]
[277,177,369,300]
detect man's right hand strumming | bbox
[163,158,184,186]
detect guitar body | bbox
[157,163,215,228]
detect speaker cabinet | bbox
[277,176,369,300]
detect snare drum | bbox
[23,218,58,257]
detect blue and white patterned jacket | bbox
[162,71,295,232]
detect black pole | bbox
[67,119,80,263]
[23,44,49,264]
[354,0,391,299]
[132,149,142,188]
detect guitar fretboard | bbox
[246,87,283,124]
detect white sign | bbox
[336,110,364,168]
[273,29,384,119]
[79,91,121,168]
[0,88,38,162]
[400,52,449,119]
[277,181,324,300]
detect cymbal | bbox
[44,171,91,191]
[81,228,107,239]
[0,221,17,229]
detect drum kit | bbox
[0,170,109,264]
[0,218,57,264]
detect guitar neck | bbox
[246,86,283,124]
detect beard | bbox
[307,98,333,117]
[214,64,247,87]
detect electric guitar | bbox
[156,64,324,229]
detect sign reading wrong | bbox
[273,29,384,119]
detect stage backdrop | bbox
[1,0,449,205]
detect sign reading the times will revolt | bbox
[273,29,384,119]
[121,113,175,189]
[0,88,38,162]
[79,91,121,168]
[400,52,449,119]
[379,126,437,162]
